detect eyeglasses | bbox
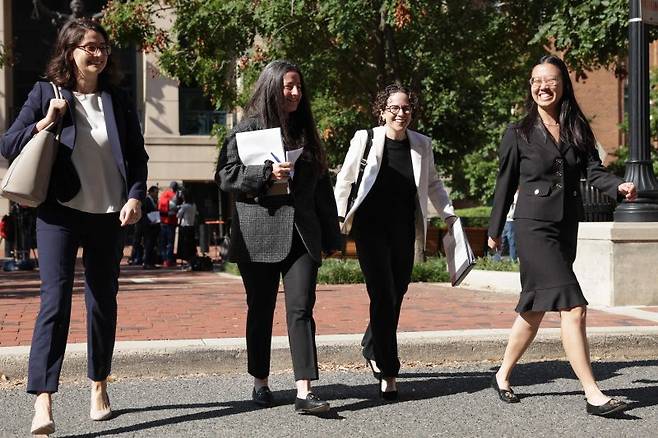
[385,105,413,114]
[76,44,112,56]
[529,77,559,87]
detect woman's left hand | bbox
[618,182,638,201]
[119,198,142,226]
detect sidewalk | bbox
[2,260,658,379]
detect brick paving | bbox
[1,262,657,347]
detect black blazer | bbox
[1,81,149,204]
[488,123,622,237]
[215,118,342,264]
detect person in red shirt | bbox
[158,181,180,267]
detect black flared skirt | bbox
[514,216,588,313]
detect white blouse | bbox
[61,92,125,213]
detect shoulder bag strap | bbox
[50,82,64,141]
[343,128,374,220]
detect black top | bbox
[356,136,416,226]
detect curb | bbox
[2,327,658,381]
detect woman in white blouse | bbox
[0,19,148,435]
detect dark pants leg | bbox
[27,206,80,394]
[81,214,123,381]
[281,240,320,381]
[143,225,159,266]
[238,261,281,380]
[355,222,414,378]
[130,222,144,264]
[27,205,123,393]
[238,232,320,381]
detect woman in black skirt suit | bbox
[487,55,636,417]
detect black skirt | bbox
[514,215,588,312]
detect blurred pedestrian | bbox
[158,181,179,267]
[176,191,197,268]
[0,19,148,434]
[487,55,636,416]
[142,185,160,269]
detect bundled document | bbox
[442,217,476,286]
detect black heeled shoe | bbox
[366,359,382,380]
[586,398,627,417]
[379,378,399,402]
[491,375,519,403]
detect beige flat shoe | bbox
[90,392,112,421]
[30,414,55,435]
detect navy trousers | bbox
[27,202,124,394]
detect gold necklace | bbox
[542,120,559,127]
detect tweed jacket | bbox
[488,123,623,238]
[334,126,455,250]
[0,81,148,204]
[215,118,342,264]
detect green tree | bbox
[102,0,642,202]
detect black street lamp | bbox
[614,0,658,221]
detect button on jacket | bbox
[215,118,342,264]
[334,126,455,250]
[488,123,623,238]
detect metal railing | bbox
[580,178,617,222]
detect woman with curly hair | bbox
[1,19,148,434]
[334,83,456,401]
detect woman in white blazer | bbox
[334,84,456,400]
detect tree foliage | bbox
[102,0,639,202]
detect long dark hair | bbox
[45,18,118,90]
[245,60,327,173]
[518,55,595,155]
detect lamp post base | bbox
[614,197,658,222]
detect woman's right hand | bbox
[488,236,501,252]
[35,98,67,132]
[271,161,293,181]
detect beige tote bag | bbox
[0,83,62,207]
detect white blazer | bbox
[334,126,455,249]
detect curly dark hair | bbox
[45,18,118,90]
[372,83,419,125]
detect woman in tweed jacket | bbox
[215,60,341,414]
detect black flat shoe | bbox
[252,386,273,408]
[586,398,627,417]
[379,388,399,402]
[491,375,519,403]
[294,393,330,414]
[366,359,382,380]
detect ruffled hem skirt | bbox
[514,216,588,313]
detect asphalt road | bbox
[1,360,657,437]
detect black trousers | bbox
[353,219,415,378]
[27,202,124,394]
[143,224,160,266]
[238,231,320,381]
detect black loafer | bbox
[586,398,627,417]
[252,386,274,408]
[294,393,330,414]
[491,375,520,403]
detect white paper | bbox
[235,128,286,165]
[442,218,476,286]
[146,211,161,224]
[285,147,304,179]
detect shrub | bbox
[474,256,519,272]
[317,259,364,284]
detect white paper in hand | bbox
[285,147,304,179]
[235,127,286,165]
[442,218,476,286]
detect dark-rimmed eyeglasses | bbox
[76,44,112,56]
[386,105,413,114]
